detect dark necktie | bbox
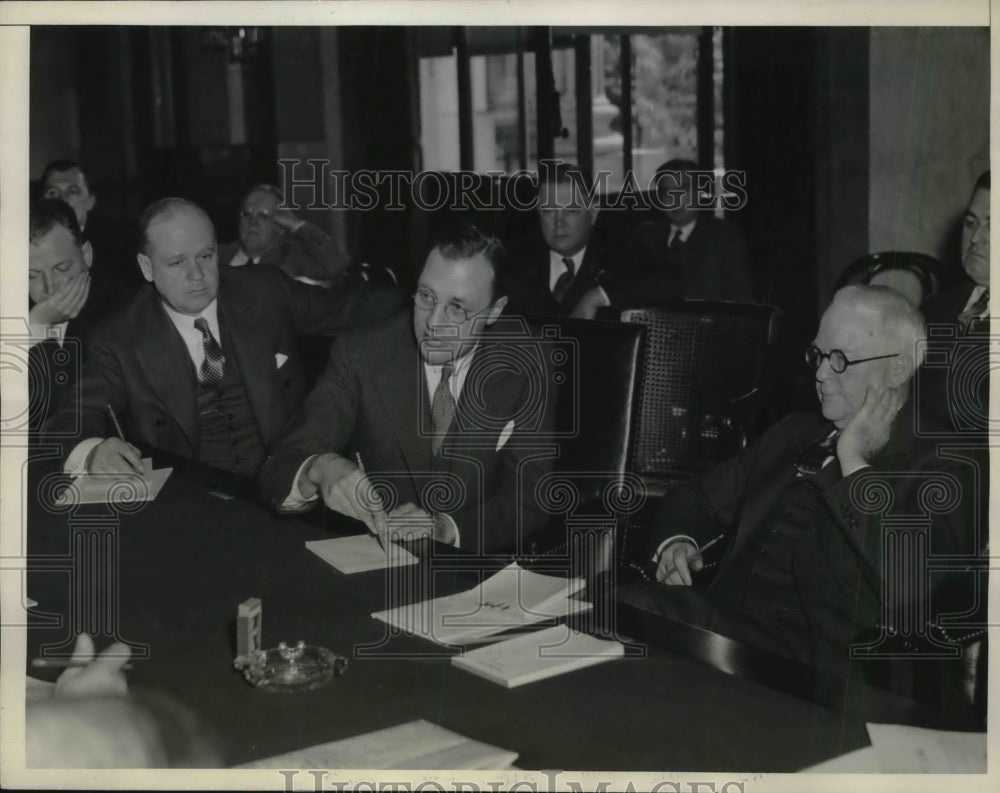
[194,317,225,389]
[957,288,989,332]
[431,364,456,455]
[793,429,839,478]
[668,227,684,248]
[552,257,576,304]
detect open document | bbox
[372,562,591,646]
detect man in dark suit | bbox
[916,170,990,434]
[259,223,557,556]
[40,159,144,288]
[27,199,131,430]
[218,184,352,286]
[41,197,402,479]
[504,162,613,318]
[620,285,976,670]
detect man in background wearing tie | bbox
[27,199,131,430]
[41,197,402,478]
[620,286,978,671]
[504,162,612,318]
[218,183,352,286]
[917,170,990,434]
[260,223,557,556]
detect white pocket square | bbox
[496,420,515,452]
[275,353,289,369]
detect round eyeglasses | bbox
[412,288,493,325]
[805,346,899,373]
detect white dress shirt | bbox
[963,284,990,320]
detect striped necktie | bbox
[431,364,456,455]
[553,257,576,303]
[194,317,225,388]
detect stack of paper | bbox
[372,562,591,646]
[452,624,624,688]
[235,719,518,769]
[306,535,418,574]
[55,460,172,506]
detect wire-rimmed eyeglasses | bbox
[412,288,494,324]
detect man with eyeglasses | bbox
[620,285,977,671]
[219,184,352,285]
[260,223,557,555]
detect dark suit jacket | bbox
[607,214,753,305]
[503,231,612,318]
[28,273,132,432]
[640,408,977,668]
[41,267,404,466]
[83,212,145,288]
[917,277,989,434]
[220,221,352,285]
[259,312,558,555]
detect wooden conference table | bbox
[23,457,977,771]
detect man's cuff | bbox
[65,438,104,476]
[651,534,699,564]
[433,513,460,548]
[280,454,321,511]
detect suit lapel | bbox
[374,320,434,477]
[134,293,199,452]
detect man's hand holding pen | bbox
[85,404,145,474]
[655,536,722,586]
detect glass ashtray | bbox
[234,640,348,692]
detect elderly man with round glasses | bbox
[620,285,979,673]
[260,223,557,556]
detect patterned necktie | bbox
[431,364,456,455]
[793,429,839,478]
[194,317,225,388]
[957,288,989,332]
[552,257,577,304]
[669,227,684,248]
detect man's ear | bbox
[85,193,96,215]
[887,355,912,389]
[81,241,93,271]
[485,295,509,325]
[137,253,154,283]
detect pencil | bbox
[32,658,134,670]
[107,404,125,440]
[355,453,388,554]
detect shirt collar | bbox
[160,297,220,331]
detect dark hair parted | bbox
[430,221,509,300]
[975,170,990,191]
[30,198,85,246]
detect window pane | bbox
[419,54,460,172]
[631,30,699,187]
[594,34,625,193]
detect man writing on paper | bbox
[620,286,978,670]
[259,223,557,555]
[41,197,402,479]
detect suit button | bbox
[760,548,770,558]
[750,571,758,580]
[284,377,292,387]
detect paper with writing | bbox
[55,460,172,506]
[305,534,418,574]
